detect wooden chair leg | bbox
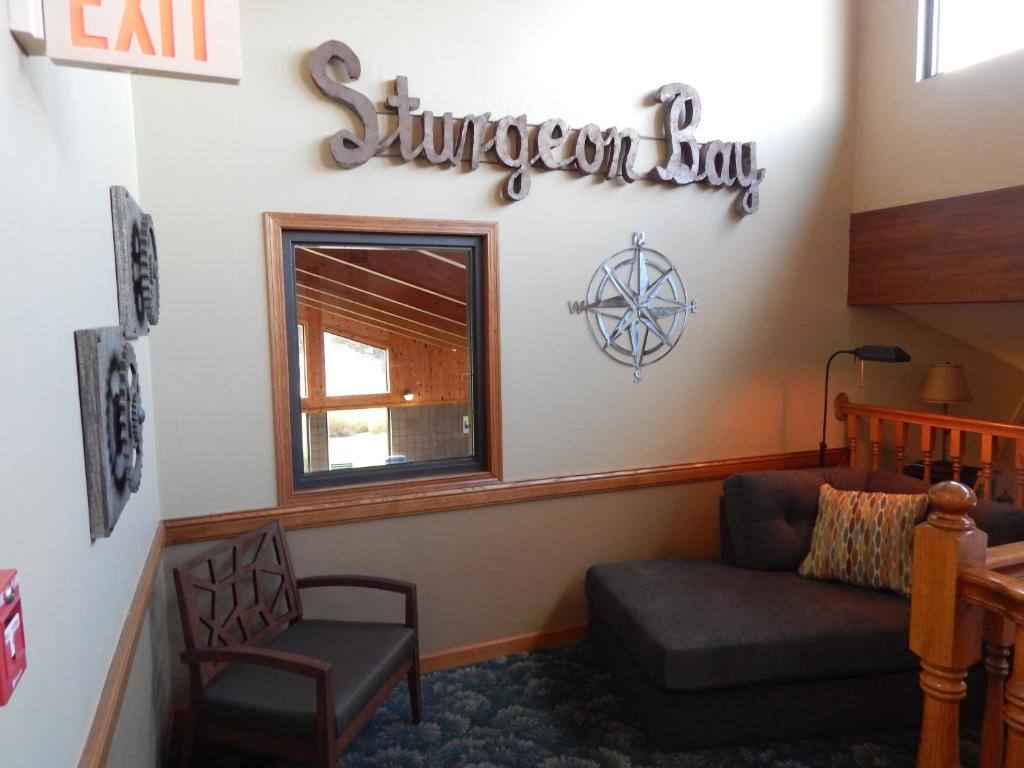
[178,710,196,768]
[408,657,422,724]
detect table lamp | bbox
[921,362,971,463]
[921,362,972,416]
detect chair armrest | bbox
[296,575,418,630]
[180,646,337,742]
[297,575,415,595]
[180,646,332,680]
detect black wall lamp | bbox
[819,345,911,466]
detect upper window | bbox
[324,333,389,397]
[921,0,1024,79]
[265,214,501,503]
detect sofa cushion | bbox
[200,619,415,742]
[864,471,931,494]
[585,557,916,692]
[798,484,928,596]
[723,469,1024,569]
[722,467,871,570]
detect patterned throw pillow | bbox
[797,484,929,597]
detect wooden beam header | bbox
[849,184,1024,305]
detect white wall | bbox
[135,0,1024,666]
[0,7,165,765]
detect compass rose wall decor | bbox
[569,233,697,382]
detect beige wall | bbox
[134,0,1024,680]
[853,0,1024,212]
[162,480,724,700]
[0,7,166,765]
[852,0,1024,379]
[107,571,171,768]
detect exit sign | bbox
[42,0,241,81]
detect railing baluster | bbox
[831,395,1024,500]
[980,434,995,501]
[950,430,963,483]
[981,613,1013,768]
[1005,623,1024,768]
[922,425,934,485]
[895,421,907,474]
[1016,439,1024,509]
[870,417,882,471]
[847,413,859,468]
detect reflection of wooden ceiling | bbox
[295,246,468,349]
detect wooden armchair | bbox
[173,520,421,768]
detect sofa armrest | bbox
[973,500,1024,546]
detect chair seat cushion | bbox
[585,558,916,692]
[200,619,415,742]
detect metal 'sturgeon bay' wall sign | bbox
[308,41,767,214]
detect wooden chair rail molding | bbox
[911,482,1024,768]
[163,447,848,545]
[835,394,1024,506]
[78,524,166,768]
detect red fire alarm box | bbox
[0,570,27,706]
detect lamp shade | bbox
[921,363,972,404]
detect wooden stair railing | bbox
[912,482,1024,768]
[835,394,1024,506]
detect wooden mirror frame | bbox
[264,213,502,507]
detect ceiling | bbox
[294,246,468,349]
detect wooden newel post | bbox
[911,481,985,768]
[981,613,1013,768]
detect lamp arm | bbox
[820,350,855,466]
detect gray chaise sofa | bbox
[586,467,1024,749]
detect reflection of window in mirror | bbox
[265,214,501,503]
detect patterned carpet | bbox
[179,642,980,767]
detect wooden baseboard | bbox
[164,448,849,545]
[421,624,588,672]
[78,523,166,768]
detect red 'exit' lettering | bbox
[69,0,208,61]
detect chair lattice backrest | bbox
[174,520,302,686]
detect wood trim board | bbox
[848,184,1024,305]
[264,212,503,507]
[163,447,848,545]
[78,523,166,768]
[421,624,589,672]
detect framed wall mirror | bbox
[265,214,501,505]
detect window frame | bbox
[920,0,1024,80]
[300,320,396,409]
[920,0,940,80]
[321,330,391,399]
[264,212,502,507]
